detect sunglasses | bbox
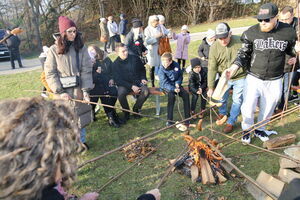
[66,30,77,34]
[258,18,271,23]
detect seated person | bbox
[0,97,98,200]
[158,52,191,126]
[112,44,149,121]
[188,58,207,117]
[88,45,122,128]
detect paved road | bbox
[0,26,250,76]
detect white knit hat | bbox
[206,29,216,39]
[181,25,188,31]
[100,18,106,22]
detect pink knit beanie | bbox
[58,16,77,33]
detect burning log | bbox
[173,135,227,184]
[122,137,156,162]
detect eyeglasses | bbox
[258,18,271,23]
[66,30,77,34]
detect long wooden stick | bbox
[155,144,190,189]
[209,128,300,164]
[207,143,278,200]
[232,145,300,158]
[78,106,216,169]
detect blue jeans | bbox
[80,128,86,143]
[219,78,245,125]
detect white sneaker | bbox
[264,130,278,136]
[241,131,251,144]
[254,130,269,142]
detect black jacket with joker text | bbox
[234,21,296,80]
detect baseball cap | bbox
[215,23,230,39]
[255,3,278,20]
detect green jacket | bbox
[207,35,246,89]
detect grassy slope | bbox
[0,17,299,200]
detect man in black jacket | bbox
[226,3,297,144]
[5,28,23,69]
[113,44,149,121]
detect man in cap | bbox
[226,3,297,144]
[5,28,23,69]
[207,22,246,134]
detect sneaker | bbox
[288,95,299,102]
[264,130,278,136]
[166,121,175,126]
[241,131,251,144]
[254,130,269,142]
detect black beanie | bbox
[137,194,156,200]
[132,18,143,28]
[190,58,201,68]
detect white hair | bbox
[157,15,165,22]
[148,15,159,26]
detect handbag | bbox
[158,37,172,56]
[100,35,108,43]
[59,51,81,89]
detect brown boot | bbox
[223,124,233,133]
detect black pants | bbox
[118,85,150,113]
[177,59,186,69]
[9,49,23,69]
[292,71,300,95]
[167,87,190,121]
[90,86,118,115]
[107,36,116,51]
[191,92,207,112]
[150,66,155,87]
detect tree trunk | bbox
[29,0,42,51]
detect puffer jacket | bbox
[234,21,296,80]
[188,68,207,94]
[158,61,183,92]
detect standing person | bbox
[207,22,246,134]
[144,15,162,87]
[124,18,148,62]
[198,29,216,69]
[188,57,207,118]
[226,3,297,143]
[277,6,299,109]
[44,16,93,149]
[173,25,191,71]
[119,13,128,44]
[0,98,99,200]
[158,52,190,126]
[113,44,149,121]
[5,28,23,69]
[88,45,122,128]
[157,15,171,37]
[99,17,109,53]
[107,16,119,52]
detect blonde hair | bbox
[161,52,173,61]
[0,97,82,200]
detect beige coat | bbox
[44,44,94,128]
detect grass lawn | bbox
[0,17,299,200]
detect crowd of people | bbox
[1,2,300,200]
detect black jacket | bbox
[5,34,21,50]
[188,68,207,94]
[234,21,296,80]
[91,57,113,95]
[124,30,147,57]
[197,37,210,68]
[112,55,146,89]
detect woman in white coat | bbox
[144,15,163,87]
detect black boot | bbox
[122,112,130,122]
[107,112,120,128]
[132,107,142,119]
[113,110,125,124]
